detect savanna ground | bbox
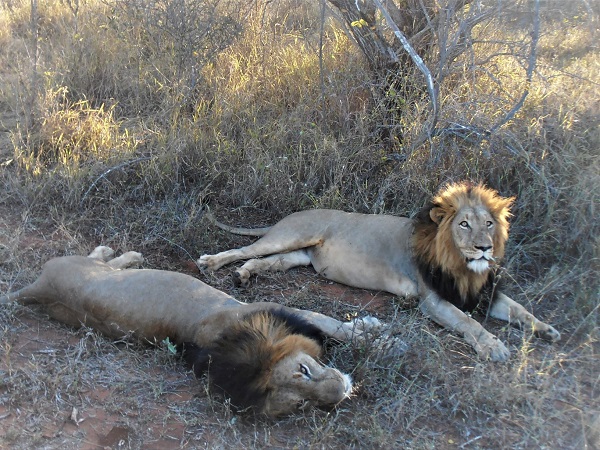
[0,0,598,448]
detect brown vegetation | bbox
[0,0,598,448]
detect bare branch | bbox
[326,0,394,69]
[372,0,438,132]
[490,0,540,133]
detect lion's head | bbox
[412,182,514,310]
[183,309,352,416]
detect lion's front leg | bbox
[489,292,561,342]
[420,293,510,362]
[261,304,384,345]
[291,309,377,343]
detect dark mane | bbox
[413,201,436,224]
[181,309,325,412]
[269,308,326,345]
[415,258,500,312]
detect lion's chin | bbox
[466,258,491,274]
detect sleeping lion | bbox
[1,246,386,417]
[198,181,561,362]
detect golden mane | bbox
[412,182,514,304]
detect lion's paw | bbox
[534,323,561,342]
[108,251,144,269]
[474,334,510,362]
[196,254,219,270]
[233,268,251,288]
[346,316,384,333]
[88,246,115,261]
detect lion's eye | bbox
[486,221,494,228]
[459,221,469,229]
[299,364,311,379]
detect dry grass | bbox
[0,0,598,448]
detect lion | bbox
[1,246,386,417]
[198,181,561,362]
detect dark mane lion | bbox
[198,181,560,362]
[1,247,385,416]
[183,309,327,412]
[412,182,513,312]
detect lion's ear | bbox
[429,206,446,224]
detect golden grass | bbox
[17,86,138,170]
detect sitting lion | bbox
[198,181,561,362]
[1,246,385,417]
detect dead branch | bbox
[372,0,438,131]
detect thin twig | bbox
[490,0,540,133]
[157,234,199,264]
[459,435,482,448]
[319,0,327,119]
[80,156,151,206]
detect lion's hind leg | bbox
[107,252,144,269]
[198,234,323,271]
[197,247,252,271]
[88,246,115,261]
[234,249,312,287]
[489,293,561,342]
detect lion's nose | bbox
[475,245,492,252]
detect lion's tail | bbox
[1,284,43,305]
[1,289,22,304]
[204,207,272,237]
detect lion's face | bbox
[186,311,353,417]
[450,205,497,274]
[423,182,514,276]
[414,182,515,302]
[264,352,352,416]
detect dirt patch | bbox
[1,314,198,449]
[309,282,396,313]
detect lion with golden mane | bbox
[1,246,385,416]
[198,181,560,362]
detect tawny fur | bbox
[1,247,388,416]
[198,181,560,362]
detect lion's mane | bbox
[182,309,326,412]
[412,182,514,312]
